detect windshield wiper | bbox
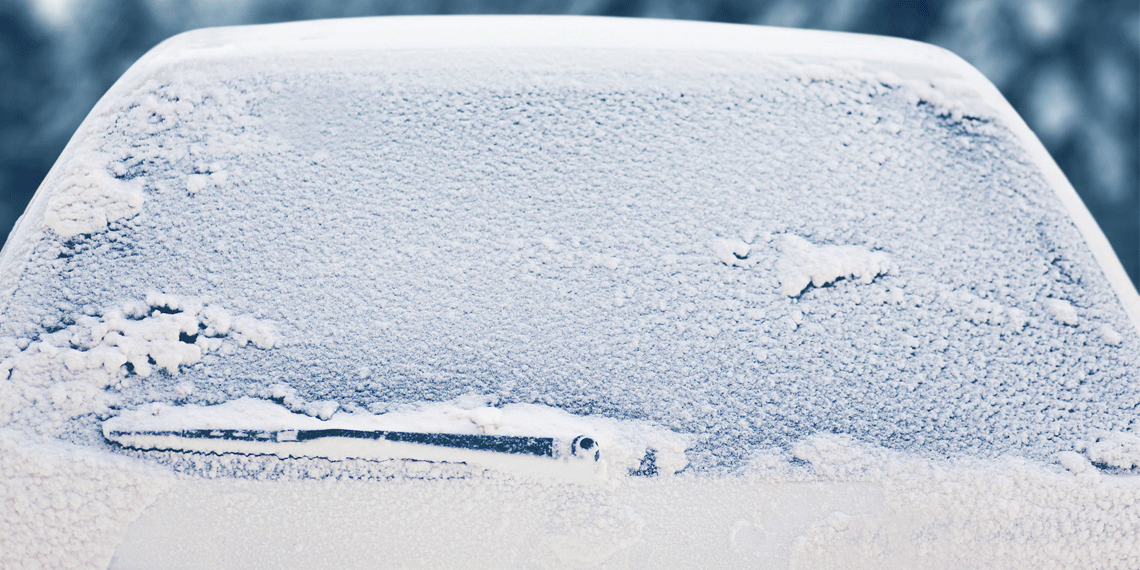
[104,427,600,460]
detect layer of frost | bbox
[3,44,1128,476]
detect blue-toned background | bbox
[1,0,1137,288]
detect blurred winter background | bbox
[1,0,1137,287]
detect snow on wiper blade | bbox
[105,427,600,459]
[101,398,686,479]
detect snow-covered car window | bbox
[1,17,1138,569]
[2,29,1137,476]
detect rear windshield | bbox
[2,48,1135,474]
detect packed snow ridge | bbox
[775,234,891,297]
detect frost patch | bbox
[1044,298,1079,326]
[1086,431,1140,470]
[775,234,891,297]
[538,499,645,565]
[43,156,144,238]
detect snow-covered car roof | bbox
[2,15,1138,569]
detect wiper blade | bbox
[97,399,685,480]
[105,428,572,458]
[104,427,601,461]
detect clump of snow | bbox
[88,298,202,379]
[591,255,620,270]
[229,314,281,350]
[75,293,278,381]
[1056,450,1092,474]
[267,384,338,419]
[0,430,169,570]
[775,234,891,297]
[42,155,144,238]
[1044,298,1079,326]
[186,163,228,194]
[306,400,339,420]
[897,77,995,122]
[711,239,751,266]
[1085,431,1140,470]
[1099,324,1123,346]
[789,433,869,477]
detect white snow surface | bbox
[105,435,1140,569]
[0,16,1138,569]
[0,429,169,570]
